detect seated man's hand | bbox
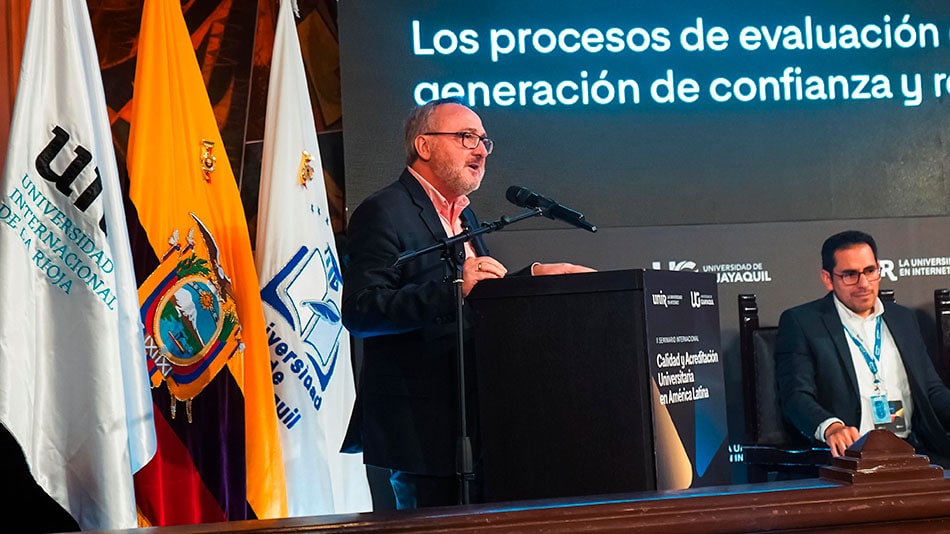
[824,422,861,457]
[462,256,507,296]
[531,262,597,276]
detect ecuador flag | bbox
[127,0,287,525]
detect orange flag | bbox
[127,0,287,524]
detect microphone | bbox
[505,186,597,233]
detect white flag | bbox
[256,0,372,516]
[0,1,156,530]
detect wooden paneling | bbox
[0,0,29,173]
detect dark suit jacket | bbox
[340,170,489,476]
[775,293,950,459]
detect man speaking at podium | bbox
[339,97,591,509]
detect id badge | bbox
[870,394,890,425]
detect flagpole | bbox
[236,0,263,190]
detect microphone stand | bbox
[392,207,543,505]
[393,208,543,268]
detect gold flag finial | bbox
[298,150,315,186]
[200,139,216,182]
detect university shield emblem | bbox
[261,242,344,404]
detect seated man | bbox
[775,230,950,466]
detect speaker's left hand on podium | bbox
[530,262,597,276]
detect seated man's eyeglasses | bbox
[831,266,882,285]
[422,131,494,154]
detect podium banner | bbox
[643,270,730,489]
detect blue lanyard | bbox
[843,315,883,388]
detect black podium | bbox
[467,269,729,503]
